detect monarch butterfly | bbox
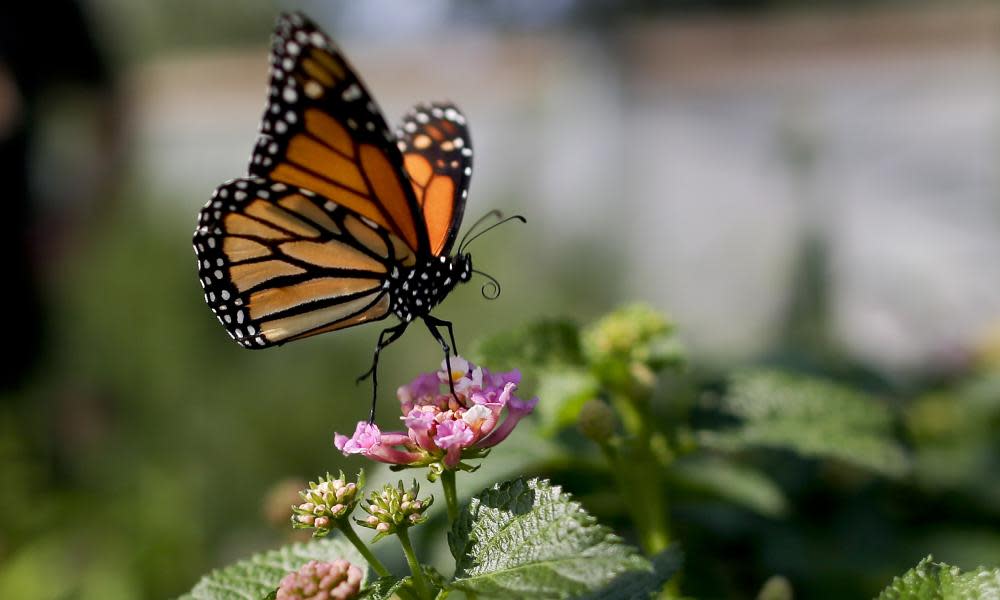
[192,12,521,420]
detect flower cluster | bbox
[276,559,363,600]
[335,357,537,470]
[357,480,433,542]
[291,471,363,536]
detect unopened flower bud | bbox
[291,470,365,537]
[578,398,617,443]
[277,559,363,600]
[356,480,433,541]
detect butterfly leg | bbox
[358,322,409,423]
[423,317,461,403]
[424,314,459,355]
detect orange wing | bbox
[193,177,416,348]
[248,12,430,256]
[396,102,472,256]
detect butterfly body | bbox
[388,254,472,324]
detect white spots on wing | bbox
[444,107,458,121]
[221,290,230,300]
[286,110,297,124]
[342,84,361,101]
[404,121,417,133]
[214,269,224,279]
[235,180,247,189]
[268,142,279,154]
[415,112,429,124]
[461,147,473,157]
[295,30,308,44]
[431,107,444,118]
[309,32,325,47]
[275,121,288,134]
[365,121,375,131]
[287,41,301,56]
[271,182,287,192]
[234,190,247,201]
[304,80,323,99]
[207,237,216,248]
[365,101,376,113]
[282,58,294,71]
[397,141,406,151]
[453,137,464,148]
[347,118,357,129]
[464,167,472,175]
[323,200,337,212]
[283,87,298,103]
[360,216,378,229]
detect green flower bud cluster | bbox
[582,303,683,391]
[291,470,364,537]
[356,480,433,542]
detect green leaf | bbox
[470,319,584,372]
[177,536,365,600]
[877,555,1000,599]
[449,478,653,598]
[668,455,788,517]
[534,367,600,435]
[578,546,682,600]
[358,576,405,600]
[698,370,908,477]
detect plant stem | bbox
[610,391,671,555]
[336,522,390,578]
[440,469,459,523]
[397,528,432,600]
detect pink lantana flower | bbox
[334,357,538,471]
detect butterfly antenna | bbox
[459,214,527,254]
[457,209,503,251]
[472,269,502,300]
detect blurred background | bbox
[3,0,1000,597]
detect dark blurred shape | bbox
[0,1,117,391]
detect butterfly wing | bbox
[397,102,473,256]
[249,12,431,257]
[194,177,416,348]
